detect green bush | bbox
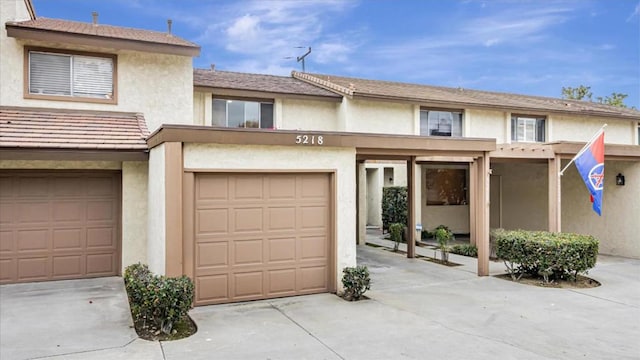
[124,263,194,334]
[382,186,407,232]
[493,229,599,283]
[342,266,371,301]
[450,244,478,257]
[389,223,404,251]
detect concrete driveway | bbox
[0,277,139,360]
[2,246,639,359]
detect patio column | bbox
[475,153,490,276]
[407,156,416,258]
[164,141,183,277]
[548,156,562,232]
[357,161,367,245]
[469,160,477,246]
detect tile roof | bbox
[0,107,149,151]
[194,69,342,99]
[6,17,199,50]
[293,72,640,120]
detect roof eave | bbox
[193,85,343,102]
[0,147,149,161]
[6,25,201,57]
[352,92,640,121]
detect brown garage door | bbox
[0,171,120,284]
[194,173,332,306]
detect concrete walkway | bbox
[2,243,638,359]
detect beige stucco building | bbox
[1,0,639,306]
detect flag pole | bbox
[559,123,607,176]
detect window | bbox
[425,168,467,206]
[511,115,545,142]
[420,109,463,137]
[212,99,274,129]
[27,48,116,102]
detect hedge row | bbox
[492,229,598,282]
[124,263,194,335]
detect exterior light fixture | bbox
[616,173,625,186]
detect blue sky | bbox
[32,0,640,108]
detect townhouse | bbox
[1,0,638,307]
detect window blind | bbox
[29,52,71,96]
[73,55,113,98]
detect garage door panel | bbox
[197,275,229,303]
[267,207,296,231]
[18,177,49,197]
[300,206,328,229]
[52,255,83,277]
[194,173,331,306]
[233,239,263,265]
[233,271,264,298]
[0,171,120,284]
[18,202,50,223]
[268,269,296,294]
[233,208,263,232]
[86,253,116,275]
[17,230,48,251]
[53,201,84,222]
[300,266,327,291]
[197,242,228,268]
[268,237,296,263]
[233,176,263,200]
[17,257,49,281]
[267,176,296,199]
[300,236,327,260]
[52,229,83,250]
[52,177,85,196]
[197,208,228,234]
[0,178,13,198]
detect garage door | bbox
[0,171,120,284]
[194,173,332,306]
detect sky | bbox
[32,0,640,108]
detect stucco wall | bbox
[491,162,548,231]
[183,143,357,292]
[345,99,414,134]
[147,145,166,275]
[467,109,507,143]
[0,30,193,132]
[562,160,640,258]
[121,161,148,270]
[551,115,633,144]
[280,99,339,131]
[364,162,408,227]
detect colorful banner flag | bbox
[574,130,605,216]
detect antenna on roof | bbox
[295,46,311,72]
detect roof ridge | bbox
[194,68,293,80]
[135,113,150,137]
[292,71,354,96]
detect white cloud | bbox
[627,2,640,21]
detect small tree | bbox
[389,223,404,252]
[341,266,371,301]
[381,186,407,232]
[434,226,454,263]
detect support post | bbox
[407,156,416,258]
[164,142,183,277]
[476,154,490,276]
[469,160,477,246]
[548,156,562,232]
[356,162,367,245]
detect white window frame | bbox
[212,98,275,129]
[420,109,463,137]
[25,47,117,104]
[511,115,545,143]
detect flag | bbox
[574,130,605,216]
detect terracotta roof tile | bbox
[194,69,341,98]
[6,17,199,49]
[0,107,149,151]
[293,72,640,120]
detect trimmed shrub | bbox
[342,266,371,301]
[382,186,407,232]
[493,229,599,283]
[124,263,194,335]
[389,223,404,251]
[450,244,478,257]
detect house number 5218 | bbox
[295,135,324,145]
